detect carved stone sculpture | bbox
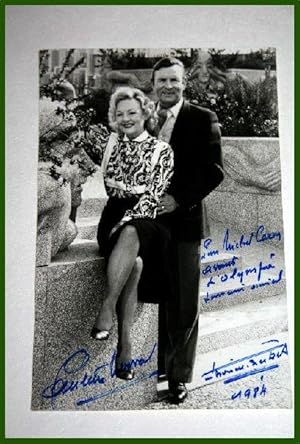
[36,160,88,266]
[223,142,281,192]
[36,97,91,266]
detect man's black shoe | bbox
[168,382,188,404]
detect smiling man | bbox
[152,57,224,404]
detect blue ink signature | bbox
[231,376,267,400]
[223,225,282,252]
[42,343,157,403]
[77,369,158,406]
[201,340,288,385]
[201,225,282,261]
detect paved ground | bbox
[146,331,292,410]
[144,228,292,410]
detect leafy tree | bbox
[39,50,97,182]
[185,74,278,137]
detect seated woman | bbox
[84,86,174,380]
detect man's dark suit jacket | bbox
[161,100,224,241]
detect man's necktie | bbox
[157,108,168,129]
[153,108,168,137]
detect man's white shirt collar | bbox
[157,98,184,119]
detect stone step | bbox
[77,197,107,219]
[76,216,99,240]
[197,293,288,354]
[192,330,291,409]
[33,240,158,411]
[150,331,291,409]
[154,300,289,407]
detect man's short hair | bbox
[151,57,185,83]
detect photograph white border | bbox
[5,5,294,438]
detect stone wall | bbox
[204,137,283,241]
[32,242,158,411]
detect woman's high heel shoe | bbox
[115,368,134,381]
[91,327,109,341]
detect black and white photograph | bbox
[6,5,294,438]
[33,45,291,411]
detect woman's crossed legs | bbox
[93,224,143,374]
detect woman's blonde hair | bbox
[108,86,156,133]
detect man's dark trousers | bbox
[157,100,224,384]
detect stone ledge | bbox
[32,241,158,411]
[54,237,243,280]
[46,238,102,265]
[43,239,285,315]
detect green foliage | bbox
[185,75,278,137]
[206,48,276,70]
[233,48,276,70]
[39,50,97,183]
[40,48,278,141]
[40,51,86,101]
[98,49,154,69]
[39,50,50,79]
[207,49,239,72]
[98,48,192,70]
[97,47,276,71]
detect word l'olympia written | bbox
[200,225,284,304]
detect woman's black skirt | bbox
[97,196,176,303]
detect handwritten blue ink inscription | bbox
[201,225,282,261]
[201,238,220,261]
[203,252,284,304]
[201,340,288,387]
[202,255,239,276]
[223,225,282,252]
[42,343,157,405]
[231,376,267,401]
